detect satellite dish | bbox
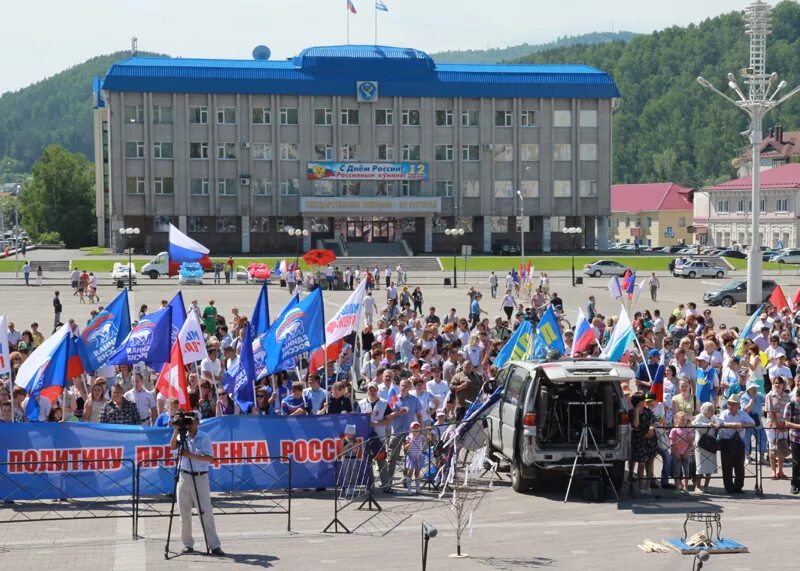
[252,45,271,60]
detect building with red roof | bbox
[698,162,800,249]
[610,183,694,247]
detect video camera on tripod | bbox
[171,410,195,431]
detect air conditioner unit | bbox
[240,141,251,149]
[240,177,251,186]
[483,144,493,150]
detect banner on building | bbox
[307,161,428,180]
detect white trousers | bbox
[177,472,221,550]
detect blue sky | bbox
[0,0,759,94]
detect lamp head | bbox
[576,227,583,234]
[697,76,710,88]
[422,521,438,539]
[302,229,309,237]
[458,229,465,236]
[133,228,140,235]
[118,228,125,235]
[445,229,452,236]
[727,72,736,83]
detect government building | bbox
[93,45,619,255]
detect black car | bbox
[718,249,748,260]
[492,239,521,256]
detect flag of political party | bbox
[769,285,790,312]
[155,341,191,412]
[250,281,271,337]
[75,288,131,372]
[532,306,566,359]
[168,223,209,263]
[608,276,622,300]
[792,287,800,311]
[600,305,636,362]
[177,310,207,364]
[223,327,257,413]
[0,316,11,375]
[326,279,366,345]
[571,308,596,357]
[261,289,325,374]
[107,306,172,366]
[166,292,186,346]
[494,320,533,368]
[15,324,84,421]
[733,303,765,357]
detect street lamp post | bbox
[563,227,582,287]
[516,190,525,268]
[444,227,464,288]
[284,226,309,261]
[697,0,800,314]
[118,227,140,290]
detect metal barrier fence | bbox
[134,456,292,538]
[0,459,137,537]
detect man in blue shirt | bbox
[384,380,423,492]
[469,292,487,330]
[718,394,755,494]
[303,374,326,415]
[155,398,180,427]
[741,381,767,464]
[281,382,310,415]
[635,349,664,392]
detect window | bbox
[280,143,299,161]
[216,217,237,233]
[153,142,173,159]
[376,181,395,196]
[400,181,421,196]
[521,144,539,161]
[520,180,539,198]
[435,144,454,161]
[495,110,512,127]
[216,107,236,124]
[579,110,598,127]
[554,180,572,198]
[493,144,513,162]
[153,177,174,195]
[580,143,598,161]
[340,109,359,125]
[189,106,208,124]
[461,110,479,127]
[777,198,789,211]
[124,105,144,123]
[375,109,393,126]
[252,143,272,160]
[736,199,745,212]
[252,107,271,124]
[314,108,333,125]
[314,144,334,161]
[313,180,335,196]
[190,178,209,196]
[521,110,537,127]
[402,109,420,126]
[462,180,480,197]
[125,141,145,158]
[553,143,572,161]
[493,180,513,198]
[189,142,209,159]
[679,217,687,228]
[253,178,272,196]
[217,143,237,160]
[251,217,270,233]
[435,180,454,197]
[461,145,480,161]
[217,178,238,196]
[760,198,766,212]
[490,216,509,232]
[554,110,572,127]
[280,107,298,125]
[188,217,208,232]
[152,106,173,124]
[125,177,145,195]
[341,144,359,161]
[377,144,394,161]
[280,178,300,195]
[435,110,453,126]
[717,200,729,213]
[579,180,598,198]
[402,144,421,161]
[153,216,172,233]
[342,182,362,196]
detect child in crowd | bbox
[669,411,693,494]
[404,421,428,495]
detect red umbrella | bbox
[302,249,337,266]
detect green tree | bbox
[20,144,95,248]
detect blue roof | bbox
[101,44,620,99]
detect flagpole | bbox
[374,0,378,45]
[632,335,654,390]
[347,0,351,44]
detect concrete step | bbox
[333,256,441,271]
[344,241,409,257]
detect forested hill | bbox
[517,0,800,188]
[0,52,164,170]
[432,31,636,64]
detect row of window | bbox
[124,104,599,128]
[616,216,687,228]
[125,176,598,199]
[126,141,595,162]
[716,198,788,213]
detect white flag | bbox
[325,279,367,345]
[177,311,208,364]
[607,276,622,300]
[632,279,647,304]
[0,316,10,375]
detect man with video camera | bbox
[169,411,224,556]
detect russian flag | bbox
[272,259,282,277]
[168,223,210,264]
[571,307,597,357]
[387,384,400,408]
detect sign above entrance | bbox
[307,162,429,181]
[300,197,441,215]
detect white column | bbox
[597,216,609,250]
[542,216,552,253]
[178,215,187,233]
[302,218,312,250]
[483,217,491,253]
[424,217,433,253]
[241,216,250,254]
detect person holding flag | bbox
[571,307,598,358]
[635,349,664,395]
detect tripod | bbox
[164,427,210,558]
[564,401,619,503]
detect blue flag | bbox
[167,292,186,346]
[107,306,172,366]
[223,327,256,413]
[696,367,716,404]
[532,306,566,359]
[76,289,131,372]
[262,289,325,375]
[494,320,533,368]
[250,281,271,337]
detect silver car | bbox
[674,259,727,279]
[582,260,631,278]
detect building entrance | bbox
[346,217,396,242]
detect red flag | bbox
[309,339,344,372]
[156,341,191,411]
[526,260,532,277]
[792,287,800,311]
[769,285,790,312]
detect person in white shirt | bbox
[383,266,392,289]
[505,272,514,292]
[765,334,786,366]
[124,372,157,425]
[363,292,377,327]
[769,354,792,382]
[200,346,223,385]
[426,365,449,406]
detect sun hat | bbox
[727,393,742,404]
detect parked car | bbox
[492,239,521,256]
[673,260,727,279]
[110,262,137,285]
[582,260,631,278]
[718,249,748,260]
[485,359,632,493]
[703,279,778,308]
[762,250,780,262]
[770,249,800,264]
[660,245,686,254]
[178,262,204,285]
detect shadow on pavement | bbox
[475,556,556,569]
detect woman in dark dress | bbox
[631,392,659,496]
